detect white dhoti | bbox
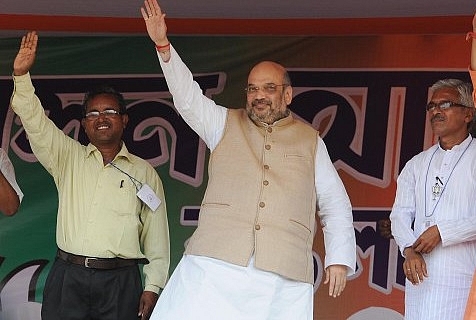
[150,255,313,320]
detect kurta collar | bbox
[438,134,473,152]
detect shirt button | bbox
[264,165,269,170]
[265,145,271,150]
[259,202,265,208]
[255,224,261,230]
[263,180,269,186]
[267,127,273,133]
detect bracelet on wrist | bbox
[466,32,476,41]
[155,43,170,52]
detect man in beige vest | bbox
[141,1,356,319]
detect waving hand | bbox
[13,31,38,76]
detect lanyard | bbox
[424,137,473,218]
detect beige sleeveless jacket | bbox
[185,108,318,283]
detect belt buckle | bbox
[84,257,97,268]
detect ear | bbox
[284,86,293,105]
[465,108,475,123]
[121,114,129,128]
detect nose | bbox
[95,114,106,121]
[251,88,267,99]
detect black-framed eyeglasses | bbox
[426,100,469,112]
[245,83,288,95]
[84,109,122,120]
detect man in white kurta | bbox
[0,148,23,216]
[390,79,476,320]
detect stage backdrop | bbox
[0,33,472,319]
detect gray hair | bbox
[430,79,474,109]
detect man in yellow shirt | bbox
[11,31,170,320]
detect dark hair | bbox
[82,85,126,117]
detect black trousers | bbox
[41,258,143,320]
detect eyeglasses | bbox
[426,100,469,112]
[84,109,122,120]
[245,83,288,94]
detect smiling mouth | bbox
[97,124,110,130]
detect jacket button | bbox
[259,202,265,208]
[263,180,269,186]
[255,224,261,230]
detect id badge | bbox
[136,183,161,212]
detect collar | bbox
[85,142,132,162]
[438,134,473,152]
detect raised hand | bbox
[13,31,38,76]
[471,12,476,71]
[140,0,169,47]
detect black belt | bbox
[57,249,149,270]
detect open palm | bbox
[13,31,38,76]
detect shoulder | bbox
[403,144,437,170]
[128,153,155,169]
[290,116,319,140]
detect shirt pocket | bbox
[104,183,138,217]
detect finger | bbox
[26,31,34,43]
[22,32,33,48]
[151,0,161,15]
[422,263,428,277]
[416,242,428,254]
[414,267,423,283]
[329,277,337,297]
[31,32,38,46]
[412,240,420,251]
[326,271,335,296]
[140,7,148,20]
[416,243,426,254]
[28,34,38,51]
[415,266,426,284]
[20,35,27,48]
[336,277,346,296]
[341,277,347,291]
[144,0,153,17]
[405,267,416,284]
[323,268,330,284]
[330,274,344,297]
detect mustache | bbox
[431,114,445,122]
[252,98,271,106]
[95,119,112,128]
